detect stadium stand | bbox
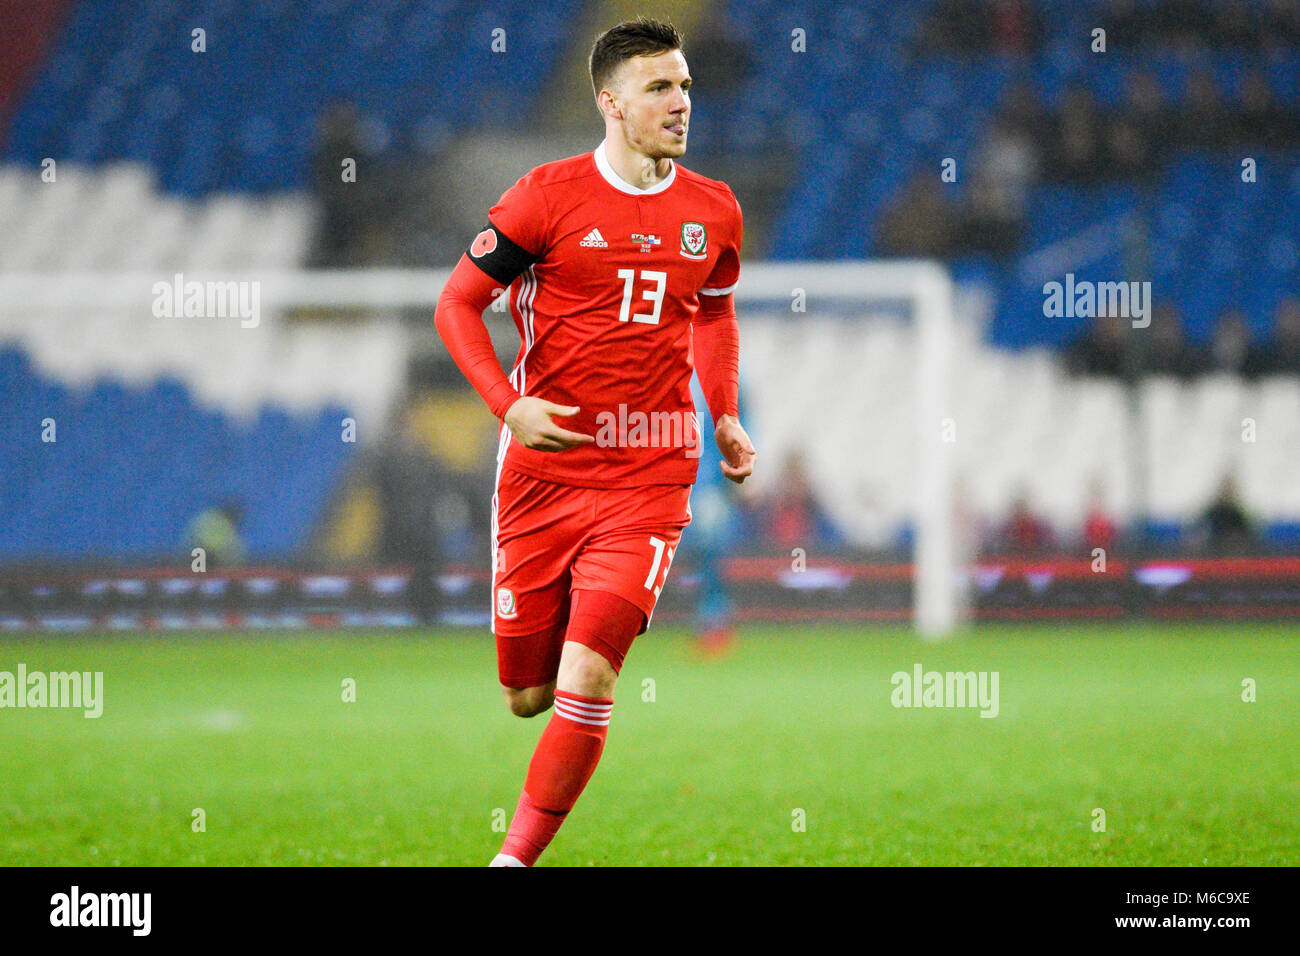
[0,0,584,564]
[1,0,1298,566]
[0,158,413,562]
[701,0,1300,350]
[0,341,356,562]
[741,310,1300,548]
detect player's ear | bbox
[597,88,623,121]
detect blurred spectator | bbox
[1082,479,1119,552]
[310,100,368,267]
[1000,488,1053,553]
[1144,302,1204,378]
[1065,305,1278,381]
[878,170,957,258]
[1261,296,1300,374]
[1211,2,1256,48]
[1001,79,1051,144]
[1235,71,1289,147]
[1176,69,1231,148]
[1153,0,1214,48]
[186,500,247,568]
[1102,0,1252,49]
[1124,71,1169,135]
[762,449,842,551]
[1105,72,1167,179]
[1018,63,1298,180]
[921,0,1040,54]
[374,405,440,562]
[987,0,1041,56]
[685,377,750,656]
[1208,309,1267,377]
[1101,0,1143,46]
[960,174,1022,256]
[1199,475,1255,553]
[685,10,752,95]
[1262,0,1300,50]
[1104,113,1154,181]
[1065,312,1127,378]
[959,114,1036,255]
[373,402,447,623]
[1049,87,1105,182]
[922,0,989,53]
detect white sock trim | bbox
[553,701,612,726]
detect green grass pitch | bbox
[1,624,1296,866]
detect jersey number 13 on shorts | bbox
[645,535,675,597]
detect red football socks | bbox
[500,689,613,866]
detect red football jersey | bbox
[466,140,743,488]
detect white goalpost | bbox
[726,262,959,638]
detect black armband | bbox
[466,222,538,285]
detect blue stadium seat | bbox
[0,347,358,563]
[4,0,585,194]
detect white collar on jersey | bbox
[594,138,677,195]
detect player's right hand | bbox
[503,396,595,452]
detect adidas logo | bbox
[579,228,608,248]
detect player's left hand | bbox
[714,414,756,484]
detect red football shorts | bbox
[490,467,692,687]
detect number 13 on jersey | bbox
[617,269,667,325]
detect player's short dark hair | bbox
[589,17,684,99]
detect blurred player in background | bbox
[434,17,755,866]
[686,374,751,656]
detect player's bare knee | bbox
[504,693,545,718]
[557,646,618,698]
[507,698,544,718]
[503,685,554,718]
